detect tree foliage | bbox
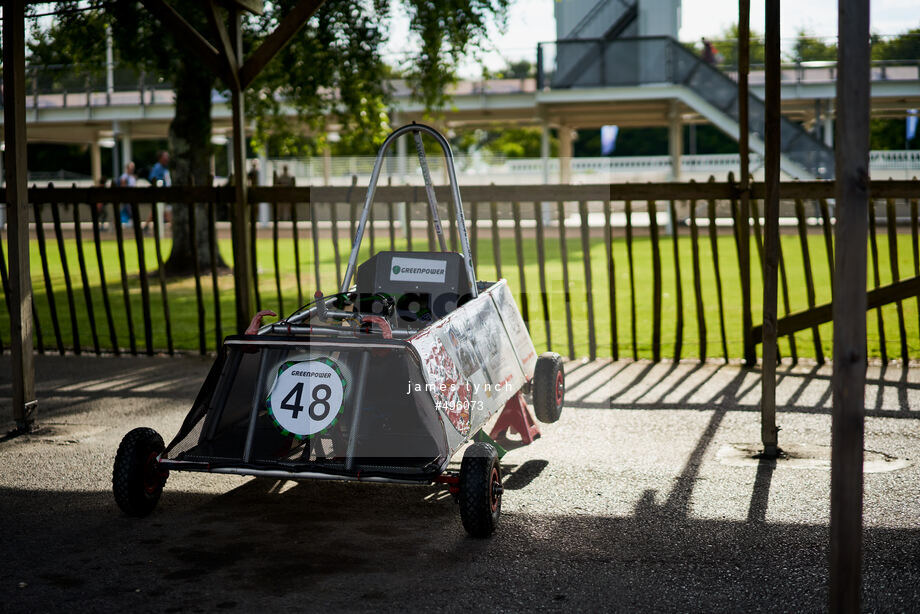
[27,0,509,272]
[790,29,836,63]
[456,125,555,158]
[871,29,920,61]
[404,0,510,109]
[247,0,509,154]
[701,24,765,69]
[28,0,510,156]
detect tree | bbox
[29,0,510,274]
[869,28,920,150]
[494,59,534,79]
[871,28,920,61]
[790,29,837,63]
[456,126,555,159]
[704,24,765,69]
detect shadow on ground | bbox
[1,355,919,611]
[564,359,920,417]
[1,477,917,612]
[0,354,211,421]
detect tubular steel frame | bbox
[339,123,479,298]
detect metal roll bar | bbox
[338,123,478,298]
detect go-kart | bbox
[112,123,565,537]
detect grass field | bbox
[1,226,918,361]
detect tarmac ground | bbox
[1,354,918,612]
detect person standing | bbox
[145,151,172,232]
[118,162,137,226]
[701,38,717,66]
[247,159,260,187]
[273,164,295,220]
[276,163,294,187]
[96,176,112,230]
[149,151,171,187]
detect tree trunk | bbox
[163,59,225,276]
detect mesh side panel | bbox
[164,350,228,459]
[167,418,205,458]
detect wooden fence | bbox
[1,178,918,362]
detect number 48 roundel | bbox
[266,358,347,439]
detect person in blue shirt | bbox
[148,151,171,187]
[144,151,172,233]
[118,161,137,226]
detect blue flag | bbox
[907,109,918,142]
[601,125,619,156]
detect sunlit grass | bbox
[1,223,917,360]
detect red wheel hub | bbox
[489,467,502,513]
[555,370,564,407]
[143,452,166,495]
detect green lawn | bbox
[2,227,918,360]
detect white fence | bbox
[21,150,920,189]
[262,150,920,186]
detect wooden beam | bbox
[4,180,916,207]
[749,180,919,199]
[830,0,871,610]
[219,0,264,15]
[238,0,325,89]
[760,0,781,457]
[206,0,240,88]
[751,275,920,340]
[4,0,37,429]
[228,10,255,333]
[139,0,227,82]
[14,186,232,204]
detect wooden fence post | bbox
[830,0,870,610]
[760,0,781,457]
[229,10,255,333]
[738,0,755,366]
[4,0,37,430]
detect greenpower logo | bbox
[389,256,447,283]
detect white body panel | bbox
[409,280,536,456]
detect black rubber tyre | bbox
[458,442,502,538]
[112,427,167,517]
[532,352,564,423]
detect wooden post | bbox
[228,9,255,333]
[760,0,780,457]
[3,0,37,430]
[830,0,870,610]
[559,126,573,184]
[739,0,755,366]
[90,140,102,185]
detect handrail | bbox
[564,0,635,40]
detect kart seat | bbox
[355,251,473,328]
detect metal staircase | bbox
[565,0,638,39]
[547,35,835,179]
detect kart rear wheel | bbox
[458,442,502,538]
[112,427,167,517]
[532,352,564,423]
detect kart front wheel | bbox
[458,442,502,538]
[532,352,564,423]
[112,427,168,517]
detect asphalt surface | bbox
[1,354,918,613]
